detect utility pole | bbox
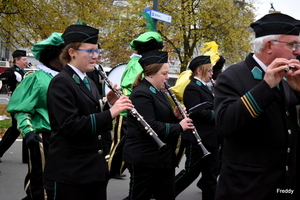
[153,0,158,31]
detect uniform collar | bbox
[252,54,267,72]
[68,64,86,80]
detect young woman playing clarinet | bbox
[123,50,193,200]
[43,23,133,200]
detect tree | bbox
[102,0,256,71]
[0,0,68,50]
[0,0,113,52]
[0,0,257,71]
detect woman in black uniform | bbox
[123,50,193,200]
[175,55,219,200]
[43,24,133,200]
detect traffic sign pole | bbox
[153,0,159,31]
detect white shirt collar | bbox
[68,64,86,80]
[253,54,267,72]
[194,76,209,85]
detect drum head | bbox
[105,63,127,96]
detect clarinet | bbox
[95,66,166,150]
[210,78,215,87]
[164,82,211,158]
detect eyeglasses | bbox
[76,49,101,57]
[271,40,300,51]
[207,69,213,73]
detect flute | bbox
[284,66,295,72]
[164,82,211,158]
[94,66,166,150]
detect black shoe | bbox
[112,174,127,179]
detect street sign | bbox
[145,8,172,23]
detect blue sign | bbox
[145,8,172,23]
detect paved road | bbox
[0,94,203,199]
[0,93,10,105]
[0,140,203,200]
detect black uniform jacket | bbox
[44,65,112,185]
[214,53,300,200]
[183,78,217,149]
[0,65,25,93]
[123,79,182,169]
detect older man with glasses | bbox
[214,13,300,200]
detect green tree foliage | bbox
[0,0,257,71]
[0,0,112,51]
[104,0,256,70]
[0,0,69,49]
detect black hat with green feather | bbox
[130,12,164,53]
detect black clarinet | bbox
[164,82,211,158]
[210,78,215,87]
[95,66,165,150]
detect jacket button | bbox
[98,150,103,154]
[286,111,289,116]
[98,135,102,140]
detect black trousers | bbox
[24,132,50,200]
[45,179,108,200]
[0,115,21,157]
[175,141,219,200]
[127,164,175,200]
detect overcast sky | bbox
[254,0,300,20]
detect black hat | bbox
[250,13,300,38]
[138,50,168,68]
[62,24,99,45]
[12,50,26,58]
[188,55,211,72]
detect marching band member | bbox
[0,50,28,163]
[7,33,65,200]
[109,31,164,178]
[214,13,300,200]
[175,55,219,200]
[43,24,133,200]
[123,50,193,200]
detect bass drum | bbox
[104,63,127,96]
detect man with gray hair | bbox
[214,13,300,200]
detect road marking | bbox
[0,97,9,101]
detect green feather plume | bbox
[75,19,87,25]
[140,12,155,32]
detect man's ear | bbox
[265,40,273,53]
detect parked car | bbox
[0,61,10,73]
